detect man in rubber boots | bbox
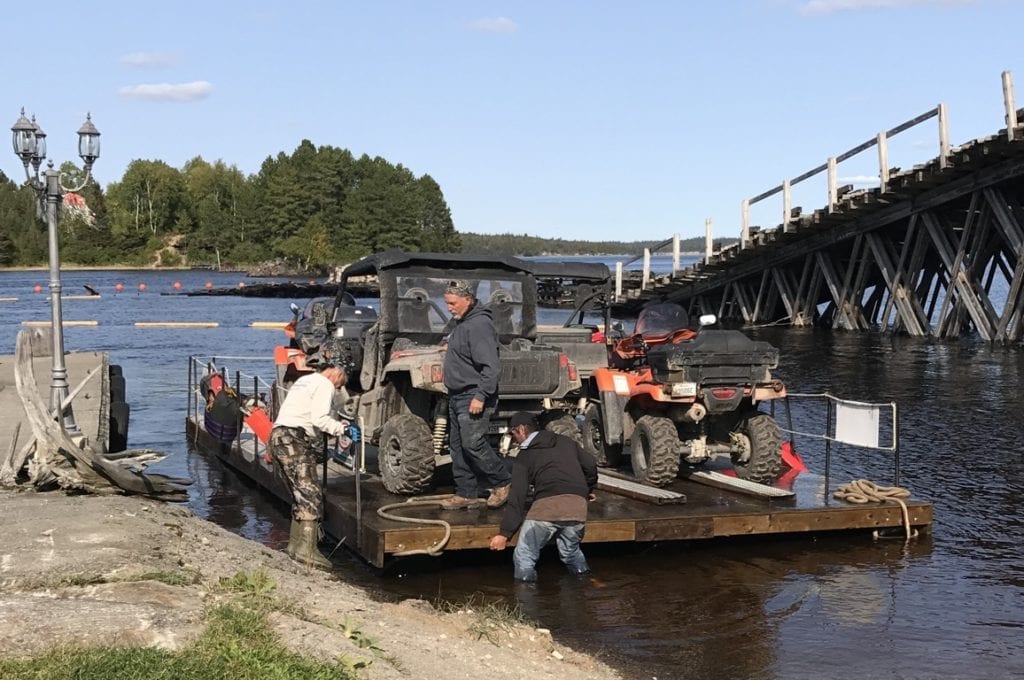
[489,411,598,582]
[269,363,359,569]
[440,279,512,510]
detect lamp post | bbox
[11,108,101,435]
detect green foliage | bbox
[3,140,703,268]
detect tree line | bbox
[0,142,733,269]
[0,140,459,269]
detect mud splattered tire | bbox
[543,413,582,445]
[581,403,623,467]
[730,410,782,484]
[630,415,680,487]
[378,414,435,495]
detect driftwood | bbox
[0,422,20,485]
[12,330,190,499]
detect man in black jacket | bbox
[440,279,512,510]
[489,411,598,582]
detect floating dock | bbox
[186,417,933,568]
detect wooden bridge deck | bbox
[187,418,933,568]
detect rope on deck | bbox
[376,494,460,557]
[833,479,918,540]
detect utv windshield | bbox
[394,275,526,337]
[634,302,690,337]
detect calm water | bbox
[1,266,1021,680]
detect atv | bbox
[582,301,787,486]
[272,250,602,495]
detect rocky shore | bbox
[0,490,619,679]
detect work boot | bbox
[440,495,480,511]
[286,519,332,571]
[486,484,511,508]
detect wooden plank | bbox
[635,517,714,541]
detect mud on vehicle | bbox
[273,250,606,495]
[582,302,787,486]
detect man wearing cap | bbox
[270,363,360,569]
[440,279,512,510]
[489,412,598,582]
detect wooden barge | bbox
[186,416,933,568]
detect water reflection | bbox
[2,270,1023,678]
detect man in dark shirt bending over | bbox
[489,411,598,582]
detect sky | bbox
[2,0,1022,243]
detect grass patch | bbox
[0,571,367,679]
[436,594,533,645]
[134,569,199,587]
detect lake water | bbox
[1,265,1021,680]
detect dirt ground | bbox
[0,490,620,679]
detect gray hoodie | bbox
[443,302,500,403]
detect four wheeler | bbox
[273,250,599,495]
[582,301,787,486]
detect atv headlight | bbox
[669,381,697,397]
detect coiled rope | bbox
[376,494,479,557]
[833,479,918,540]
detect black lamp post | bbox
[11,109,101,435]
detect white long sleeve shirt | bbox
[273,372,347,439]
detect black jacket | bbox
[499,430,599,538]
[443,302,499,402]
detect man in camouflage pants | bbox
[270,364,358,569]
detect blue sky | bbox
[2,0,1021,242]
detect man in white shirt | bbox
[270,364,357,569]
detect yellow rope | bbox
[833,479,917,540]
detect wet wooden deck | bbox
[186,418,933,568]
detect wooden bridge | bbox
[614,71,1024,342]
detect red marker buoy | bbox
[138,283,147,292]
[238,281,246,289]
[114,283,124,293]
[173,281,182,290]
[205,281,213,289]
[33,284,42,294]
[308,279,316,285]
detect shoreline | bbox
[0,490,620,679]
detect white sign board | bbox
[834,401,880,449]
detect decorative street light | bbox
[11,108,101,435]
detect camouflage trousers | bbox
[270,426,323,521]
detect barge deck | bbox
[186,417,933,568]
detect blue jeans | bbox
[448,393,510,498]
[512,519,590,582]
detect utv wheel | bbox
[730,410,782,484]
[630,415,680,487]
[581,403,623,467]
[543,413,582,445]
[379,414,436,495]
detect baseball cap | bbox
[445,279,474,298]
[509,411,539,430]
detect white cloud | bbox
[469,16,518,33]
[800,0,976,15]
[118,51,183,68]
[118,81,213,102]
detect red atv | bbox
[582,302,787,486]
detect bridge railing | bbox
[736,70,1022,250]
[612,233,683,302]
[739,104,949,249]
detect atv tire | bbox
[630,415,680,487]
[378,413,436,495]
[581,403,623,467]
[730,410,782,484]
[543,413,582,445]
